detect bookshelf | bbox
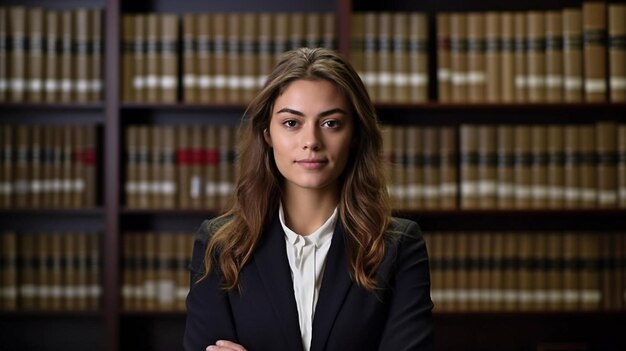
[1,0,625,351]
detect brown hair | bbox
[202,48,391,291]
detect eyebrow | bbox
[276,107,348,118]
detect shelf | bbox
[0,208,105,216]
[121,103,246,110]
[0,310,103,318]
[0,102,105,110]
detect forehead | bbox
[273,79,349,109]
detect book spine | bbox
[150,126,163,208]
[467,13,486,103]
[377,12,392,103]
[619,124,626,208]
[392,126,406,209]
[514,12,527,102]
[423,127,440,209]
[182,14,197,103]
[74,9,90,103]
[564,125,581,208]
[362,13,378,102]
[122,15,135,102]
[437,13,451,102]
[440,127,457,209]
[213,13,227,104]
[485,12,501,103]
[526,11,546,103]
[477,125,497,209]
[563,8,584,102]
[30,125,42,208]
[496,125,515,209]
[547,125,565,208]
[0,231,17,310]
[189,126,203,209]
[545,11,564,102]
[579,125,598,208]
[408,12,428,103]
[59,10,73,102]
[241,13,258,103]
[0,8,7,101]
[405,126,423,209]
[160,14,178,103]
[608,4,626,102]
[132,15,145,102]
[196,14,211,103]
[596,121,618,207]
[89,9,102,101]
[514,126,532,209]
[392,13,409,103]
[227,13,241,104]
[145,14,160,103]
[500,12,516,102]
[583,2,608,102]
[27,8,44,102]
[8,6,26,102]
[450,13,468,102]
[530,125,548,209]
[257,13,273,91]
[460,125,479,209]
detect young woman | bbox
[184,48,433,351]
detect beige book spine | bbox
[204,125,218,209]
[579,232,600,310]
[532,233,548,311]
[175,232,189,311]
[257,13,273,91]
[514,13,527,102]
[144,232,157,311]
[377,12,392,103]
[189,126,203,209]
[460,125,479,209]
[423,127,440,209]
[0,8,7,101]
[75,233,88,310]
[518,232,534,311]
[440,127,457,209]
[129,232,142,311]
[547,125,565,208]
[392,13,409,103]
[83,126,96,207]
[596,121,618,207]
[428,233,441,310]
[89,9,102,101]
[467,13,486,103]
[213,13,228,104]
[478,232,492,311]
[122,15,135,102]
[500,12,516,102]
[490,233,505,311]
[122,232,134,311]
[49,232,63,311]
[608,4,626,101]
[545,11,564,102]
[526,11,546,103]
[502,232,519,311]
[63,233,77,310]
[145,14,160,103]
[27,8,45,102]
[351,13,365,79]
[579,125,597,208]
[437,13,451,102]
[40,127,52,207]
[1,231,18,310]
[321,13,336,50]
[88,233,101,310]
[441,233,457,311]
[125,126,138,208]
[599,233,613,310]
[514,126,532,209]
[530,125,549,209]
[563,8,584,102]
[36,233,50,310]
[59,10,74,102]
[450,13,468,102]
[305,12,321,49]
[160,14,178,103]
[363,13,378,101]
[74,9,90,103]
[162,126,176,209]
[218,126,234,209]
[14,125,28,208]
[408,12,428,103]
[51,127,63,208]
[182,14,197,103]
[564,125,581,208]
[455,233,469,312]
[19,233,37,310]
[137,126,150,209]
[619,124,626,208]
[485,12,501,103]
[477,125,497,209]
[273,12,289,64]
[241,13,258,103]
[288,12,304,51]
[132,15,146,102]
[150,126,163,208]
[562,231,580,310]
[381,125,393,202]
[30,126,42,208]
[467,232,481,311]
[196,14,211,103]
[61,125,74,208]
[157,233,175,311]
[583,2,608,102]
[405,126,423,209]
[392,126,406,209]
[0,125,13,208]
[227,14,242,104]
[8,6,26,102]
[177,126,190,209]
[496,125,515,209]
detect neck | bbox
[281,186,339,235]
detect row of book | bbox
[424,231,626,312]
[125,125,237,209]
[121,231,193,312]
[436,3,626,103]
[121,12,337,104]
[0,6,104,103]
[351,12,429,103]
[0,124,98,209]
[0,231,101,312]
[459,122,626,209]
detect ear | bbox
[263,128,272,147]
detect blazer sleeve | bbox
[377,219,434,351]
[183,219,239,351]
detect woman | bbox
[184,48,433,351]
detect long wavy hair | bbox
[202,47,392,292]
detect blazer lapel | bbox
[310,222,353,351]
[253,215,304,351]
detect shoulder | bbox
[386,217,422,243]
[194,215,233,246]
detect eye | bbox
[322,120,340,128]
[282,120,298,128]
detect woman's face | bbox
[265,79,355,196]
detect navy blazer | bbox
[183,215,434,351]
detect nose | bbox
[302,124,321,151]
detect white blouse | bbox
[279,203,337,351]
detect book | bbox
[545,11,564,102]
[564,125,581,208]
[122,15,135,102]
[485,12,501,103]
[514,126,532,209]
[563,8,584,102]
[0,8,7,101]
[450,13,468,102]
[27,7,45,102]
[467,13,486,103]
[608,4,626,102]
[8,6,27,102]
[160,14,178,103]
[583,2,608,102]
[547,125,565,208]
[377,12,392,103]
[437,13,451,102]
[460,125,479,209]
[526,11,546,103]
[477,125,497,209]
[74,9,91,102]
[440,127,457,209]
[596,121,618,207]
[423,127,440,209]
[514,12,528,102]
[408,12,428,102]
[496,125,515,209]
[531,125,548,209]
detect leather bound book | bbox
[350,13,365,79]
[74,9,90,103]
[61,125,74,208]
[377,12,392,103]
[545,11,564,102]
[437,13,452,103]
[514,12,527,102]
[213,13,228,104]
[562,231,580,311]
[531,125,549,209]
[441,232,457,312]
[514,125,532,209]
[596,121,618,207]
[564,125,581,208]
[49,232,63,311]
[288,13,305,51]
[563,8,584,102]
[8,6,26,102]
[405,126,423,209]
[241,13,258,103]
[177,126,191,209]
[122,15,135,102]
[467,232,481,311]
[392,126,406,209]
[30,125,42,208]
[144,232,157,311]
[162,126,176,209]
[226,14,242,104]
[467,13,486,103]
[203,126,218,209]
[440,127,457,209]
[321,13,336,50]
[423,127,440,210]
[160,14,178,103]
[381,125,393,203]
[579,232,601,311]
[63,233,77,310]
[363,13,378,101]
[455,232,470,312]
[500,12,516,102]
[257,13,273,91]
[43,10,60,103]
[450,13,468,102]
[608,4,626,101]
[196,14,211,103]
[89,9,102,101]
[305,12,321,49]
[496,125,515,209]
[485,12,501,103]
[19,233,37,310]
[0,125,13,208]
[273,13,289,64]
[189,126,203,209]
[583,2,608,102]
[137,126,150,209]
[618,124,626,208]
[547,125,565,209]
[579,125,598,208]
[0,8,7,101]
[182,14,197,103]
[150,126,163,208]
[218,126,234,210]
[526,11,546,103]
[125,126,138,208]
[157,233,176,311]
[27,7,45,102]
[408,12,428,103]
[132,15,146,102]
[14,125,28,208]
[460,124,479,209]
[546,232,564,311]
[502,232,519,311]
[478,125,497,209]
[59,10,74,103]
[0,231,17,311]
[145,14,160,103]
[490,232,505,311]
[392,13,409,103]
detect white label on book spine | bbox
[91,80,103,93]
[378,72,393,86]
[393,73,409,87]
[184,74,197,87]
[598,191,617,205]
[161,76,176,89]
[438,68,451,81]
[126,182,138,194]
[362,72,378,87]
[545,75,563,88]
[423,185,439,199]
[218,182,232,196]
[461,182,478,196]
[526,75,546,88]
[31,180,43,193]
[76,79,90,93]
[45,79,59,92]
[0,287,17,299]
[157,281,175,304]
[564,76,583,90]
[440,183,457,196]
[466,71,486,84]
[241,76,256,90]
[227,76,241,90]
[0,78,7,91]
[197,76,211,88]
[478,180,497,195]
[565,188,581,201]
[515,75,527,88]
[585,79,606,93]
[60,79,72,92]
[10,78,25,92]
[497,183,514,197]
[406,184,424,198]
[176,286,189,300]
[190,176,201,199]
[145,75,159,88]
[516,186,532,199]
[409,73,428,87]
[75,179,85,192]
[0,182,12,195]
[205,182,218,196]
[162,181,176,195]
[257,75,268,89]
[29,79,43,92]
[213,75,227,89]
[581,189,596,202]
[452,72,468,85]
[610,77,626,90]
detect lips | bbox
[295,158,328,170]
